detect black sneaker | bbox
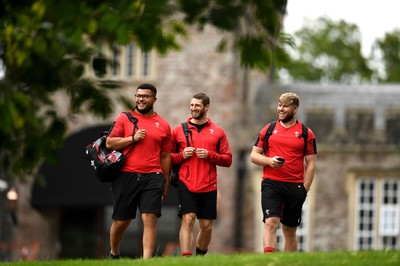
[108,252,120,259]
[195,247,208,256]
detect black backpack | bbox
[85,112,138,182]
[170,122,190,187]
[264,121,308,156]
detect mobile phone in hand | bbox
[277,157,285,163]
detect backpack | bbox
[264,121,308,156]
[170,122,190,187]
[85,112,138,182]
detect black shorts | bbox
[111,171,165,220]
[261,178,307,227]
[177,181,217,220]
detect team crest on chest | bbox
[209,129,215,134]
[155,122,160,128]
[294,130,300,137]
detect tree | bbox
[0,0,288,181]
[372,29,400,82]
[277,17,373,84]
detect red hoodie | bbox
[171,118,232,193]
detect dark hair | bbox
[193,93,210,106]
[137,83,157,96]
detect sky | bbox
[284,0,400,56]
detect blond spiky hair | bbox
[279,92,300,107]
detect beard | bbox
[191,108,205,119]
[281,113,294,123]
[135,105,153,114]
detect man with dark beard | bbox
[106,83,172,259]
[250,92,317,253]
[171,93,232,256]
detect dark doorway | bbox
[60,208,99,258]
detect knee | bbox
[142,213,158,225]
[182,213,196,227]
[282,225,297,239]
[264,218,280,232]
[112,220,130,233]
[199,220,213,233]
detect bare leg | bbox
[141,213,158,259]
[179,213,196,254]
[263,217,280,251]
[282,224,297,252]
[110,220,131,256]
[196,219,213,252]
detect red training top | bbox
[171,118,232,193]
[254,120,316,183]
[108,110,172,173]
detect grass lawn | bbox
[0,251,399,266]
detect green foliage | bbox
[278,17,374,83]
[0,0,186,180]
[177,0,290,69]
[372,30,400,82]
[0,0,288,181]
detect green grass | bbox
[0,251,398,266]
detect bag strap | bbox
[264,121,277,153]
[299,123,308,156]
[123,111,139,131]
[122,111,139,156]
[181,122,190,147]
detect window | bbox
[354,176,400,250]
[346,109,374,144]
[92,42,155,80]
[111,44,120,77]
[355,178,376,249]
[121,43,153,80]
[141,50,150,76]
[126,43,135,77]
[306,109,334,143]
[91,44,107,77]
[386,109,400,145]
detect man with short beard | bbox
[106,83,172,259]
[250,92,317,253]
[171,93,232,256]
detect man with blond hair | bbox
[250,92,317,253]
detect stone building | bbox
[2,24,400,260]
[251,83,400,252]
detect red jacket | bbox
[171,118,232,193]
